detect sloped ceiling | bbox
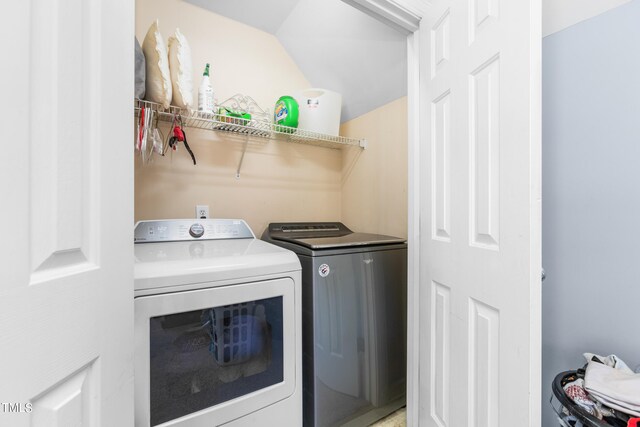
[185,0,633,120]
[184,0,300,34]
[184,0,407,123]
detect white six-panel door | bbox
[0,0,134,426]
[419,0,541,425]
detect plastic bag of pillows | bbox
[141,20,193,109]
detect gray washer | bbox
[262,222,407,427]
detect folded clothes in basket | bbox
[564,376,604,419]
[584,354,640,418]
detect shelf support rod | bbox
[236,134,249,179]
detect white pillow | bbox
[142,20,172,108]
[168,28,193,109]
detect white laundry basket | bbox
[295,88,342,136]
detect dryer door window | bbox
[135,278,296,427]
[149,296,283,426]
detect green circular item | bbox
[274,96,299,131]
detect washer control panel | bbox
[134,219,255,243]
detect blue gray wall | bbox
[542,1,640,425]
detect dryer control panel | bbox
[134,219,255,243]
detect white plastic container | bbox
[295,88,342,136]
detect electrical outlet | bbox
[196,205,209,219]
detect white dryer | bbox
[134,219,301,427]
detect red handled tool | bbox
[167,116,196,165]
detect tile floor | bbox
[370,407,406,427]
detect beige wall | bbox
[340,97,408,239]
[135,0,342,235]
[135,0,407,238]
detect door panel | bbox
[469,55,500,250]
[429,281,450,427]
[431,90,451,242]
[0,0,134,426]
[31,363,97,427]
[419,0,541,425]
[29,0,96,280]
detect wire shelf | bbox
[134,98,365,150]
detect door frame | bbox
[340,1,429,424]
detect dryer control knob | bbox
[189,223,205,238]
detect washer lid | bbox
[274,233,406,249]
[134,238,300,291]
[265,222,405,249]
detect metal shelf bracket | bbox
[236,135,249,179]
